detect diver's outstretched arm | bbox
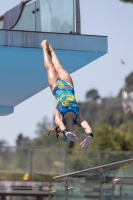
[81,120,92,135]
[77,111,93,148]
[80,122,93,148]
[54,110,66,131]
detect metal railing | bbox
[0,0,81,34]
[0,147,133,178]
[53,158,133,180]
[53,158,133,200]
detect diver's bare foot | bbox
[65,132,79,142]
[41,40,49,51]
[48,44,54,54]
[41,40,51,56]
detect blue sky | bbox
[0,0,133,145]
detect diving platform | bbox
[0,0,108,115]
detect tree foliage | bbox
[125,72,133,92]
[0,140,8,147]
[86,89,100,103]
[91,122,133,151]
[35,117,52,136]
[16,133,30,147]
[118,72,133,96]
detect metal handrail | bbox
[53,157,133,180]
[0,0,32,21]
[113,178,133,184]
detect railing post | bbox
[99,168,105,200]
[65,176,73,200]
[120,184,122,200]
[49,181,56,200]
[65,176,68,200]
[29,148,33,180]
[111,182,116,200]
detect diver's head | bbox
[47,126,71,142]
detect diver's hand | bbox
[80,134,92,148]
[65,132,79,142]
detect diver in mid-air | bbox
[41,40,93,148]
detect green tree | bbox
[16,133,30,147]
[0,140,7,147]
[35,116,52,136]
[118,72,133,96]
[125,72,133,92]
[91,122,133,151]
[86,89,100,103]
[91,124,119,150]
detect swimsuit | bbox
[52,80,79,124]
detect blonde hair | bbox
[46,126,61,141]
[46,126,70,142]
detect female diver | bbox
[41,40,93,148]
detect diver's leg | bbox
[41,40,60,91]
[48,44,74,88]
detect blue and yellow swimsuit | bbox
[52,80,79,124]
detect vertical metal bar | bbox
[49,181,52,200]
[35,0,40,32]
[120,184,122,200]
[75,0,81,34]
[99,168,104,200]
[35,1,37,31]
[81,179,84,200]
[111,183,116,200]
[73,0,75,33]
[29,148,33,180]
[65,176,68,200]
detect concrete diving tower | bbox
[0,0,108,116]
